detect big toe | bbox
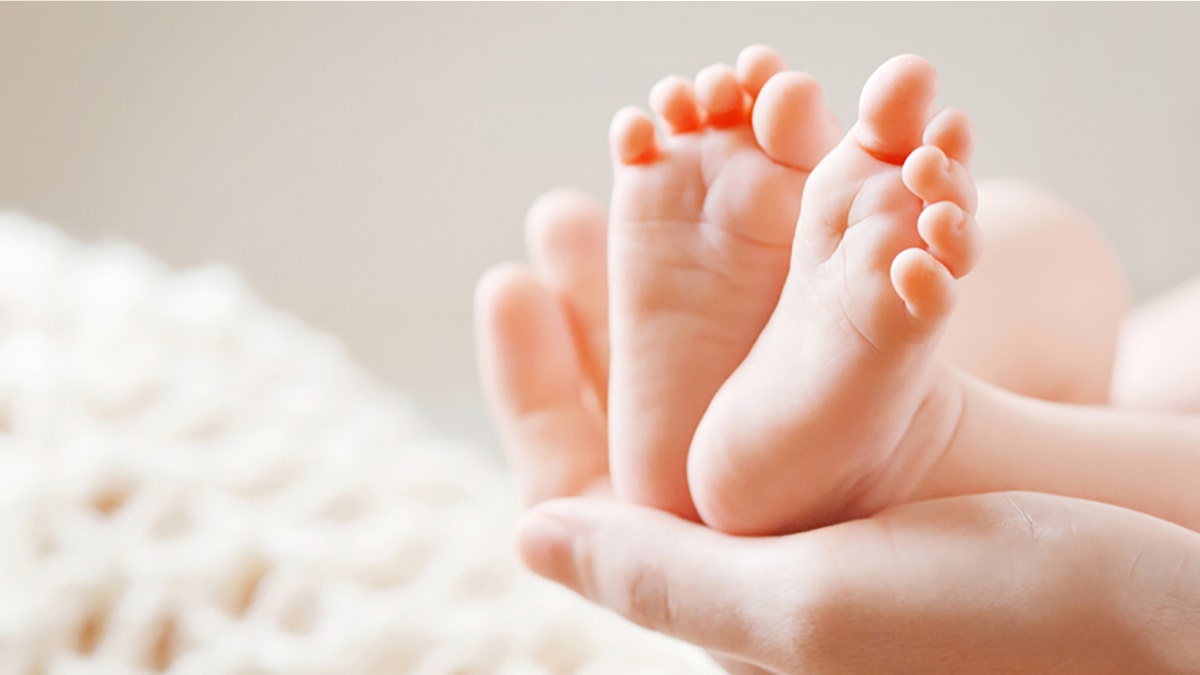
[752,71,841,171]
[852,54,939,163]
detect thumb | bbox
[516,497,800,667]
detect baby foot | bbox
[607,46,841,519]
[689,55,982,535]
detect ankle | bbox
[849,366,968,516]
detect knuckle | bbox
[622,561,675,634]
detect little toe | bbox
[916,201,981,278]
[901,144,978,213]
[610,106,659,165]
[923,107,974,167]
[890,247,957,324]
[752,71,841,171]
[650,75,702,134]
[736,44,787,99]
[852,54,939,164]
[695,63,747,127]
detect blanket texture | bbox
[0,213,716,674]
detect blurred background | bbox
[1,3,1197,448]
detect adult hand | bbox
[476,190,1200,673]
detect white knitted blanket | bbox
[0,213,717,674]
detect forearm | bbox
[920,372,1200,532]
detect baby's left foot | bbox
[689,55,981,535]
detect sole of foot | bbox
[607,45,842,519]
[689,54,982,535]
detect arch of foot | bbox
[0,212,716,674]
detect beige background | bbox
[1,3,1198,444]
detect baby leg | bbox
[1112,276,1200,412]
[938,180,1129,405]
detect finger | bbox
[524,188,610,406]
[475,263,608,503]
[516,497,802,666]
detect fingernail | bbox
[516,508,581,588]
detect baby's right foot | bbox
[689,55,982,535]
[607,46,841,518]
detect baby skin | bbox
[607,51,1200,536]
[610,51,982,532]
[607,45,840,519]
[686,54,980,533]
